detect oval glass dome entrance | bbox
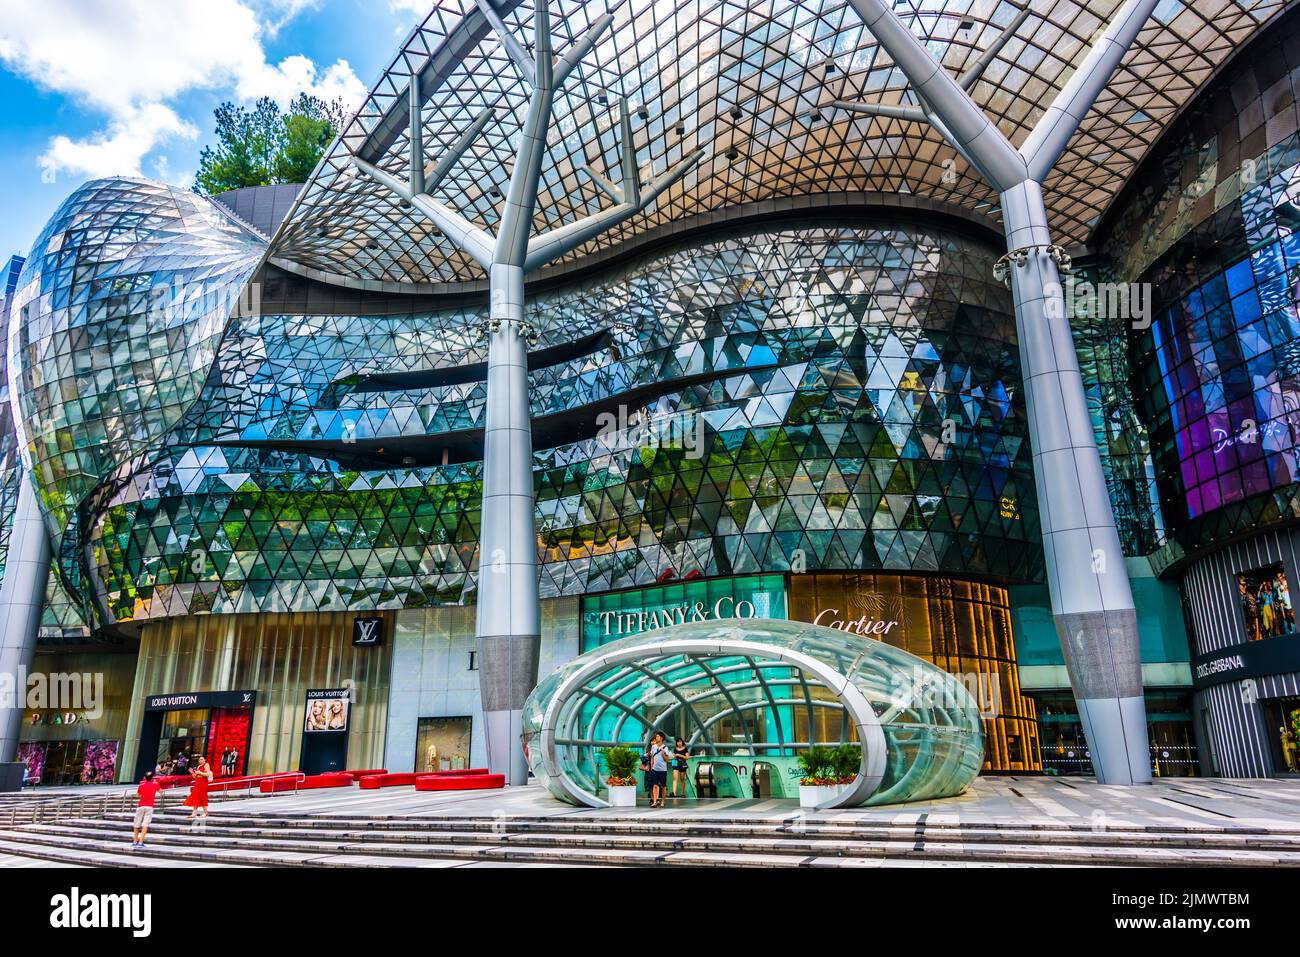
[522,618,985,808]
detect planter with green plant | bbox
[797,745,840,807]
[797,743,862,808]
[600,745,641,807]
[830,743,861,784]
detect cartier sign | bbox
[810,607,901,636]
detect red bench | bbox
[422,768,488,776]
[357,772,422,790]
[414,773,505,792]
[345,768,387,779]
[306,773,353,789]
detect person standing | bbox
[1277,571,1294,631]
[132,771,162,849]
[183,755,213,830]
[669,738,690,798]
[1261,582,1277,637]
[1240,578,1260,641]
[646,732,671,809]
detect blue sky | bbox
[0,0,434,260]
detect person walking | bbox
[646,731,671,808]
[132,771,162,849]
[669,737,690,798]
[183,755,214,830]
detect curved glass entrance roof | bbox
[269,0,1286,290]
[521,618,985,808]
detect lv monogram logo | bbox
[353,617,383,646]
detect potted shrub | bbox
[830,743,861,789]
[600,745,641,808]
[797,746,841,808]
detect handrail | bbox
[1,779,273,828]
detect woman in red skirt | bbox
[183,755,214,830]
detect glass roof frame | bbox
[268,0,1287,291]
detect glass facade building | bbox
[59,219,1035,627]
[1096,3,1300,779]
[8,0,1296,788]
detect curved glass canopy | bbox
[522,618,985,808]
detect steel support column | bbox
[0,476,51,764]
[477,263,539,787]
[353,0,702,784]
[842,0,1159,783]
[1001,180,1148,784]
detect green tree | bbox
[196,94,346,196]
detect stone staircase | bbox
[3,808,1300,867]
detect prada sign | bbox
[352,616,385,647]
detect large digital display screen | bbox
[1147,167,1300,522]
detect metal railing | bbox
[1,780,272,827]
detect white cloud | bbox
[258,0,322,37]
[0,0,365,183]
[387,0,432,17]
[236,55,366,110]
[38,104,197,181]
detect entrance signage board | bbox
[145,690,255,711]
[581,575,788,651]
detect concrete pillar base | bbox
[484,707,528,785]
[1077,695,1153,785]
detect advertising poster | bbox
[1237,562,1296,641]
[304,688,351,733]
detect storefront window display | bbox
[1237,562,1296,641]
[415,717,472,772]
[79,740,119,784]
[17,739,121,787]
[16,742,44,785]
[1264,697,1300,774]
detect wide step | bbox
[3,812,1298,868]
